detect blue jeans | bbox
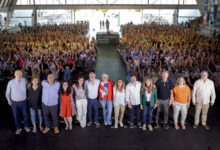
[87,98,99,122]
[142,102,153,125]
[130,105,141,124]
[100,100,112,125]
[11,100,29,130]
[30,108,43,125]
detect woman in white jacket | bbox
[113,79,126,128]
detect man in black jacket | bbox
[154,71,173,129]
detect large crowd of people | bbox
[118,23,220,88]
[1,23,219,135]
[0,23,97,90]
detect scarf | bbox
[146,86,151,94]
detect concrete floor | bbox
[0,100,220,150]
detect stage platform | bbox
[0,99,220,150]
[96,32,119,45]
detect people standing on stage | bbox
[102,21,105,29]
[106,19,110,33]
[192,70,216,130]
[85,72,100,126]
[155,71,173,129]
[100,20,102,30]
[41,74,60,134]
[140,77,157,131]
[28,77,43,133]
[98,73,113,126]
[172,77,191,130]
[73,77,88,128]
[113,79,126,128]
[126,74,142,128]
[6,70,31,134]
[60,81,76,130]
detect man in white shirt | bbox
[192,70,216,130]
[85,72,100,126]
[126,75,142,128]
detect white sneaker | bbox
[32,127,37,133]
[39,125,43,131]
[119,122,124,127]
[24,127,31,133]
[81,123,86,128]
[15,129,22,135]
[114,124,118,128]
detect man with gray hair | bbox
[6,70,31,134]
[98,72,113,126]
[155,71,173,129]
[85,72,100,126]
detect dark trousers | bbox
[11,100,29,130]
[87,98,99,122]
[143,102,153,125]
[155,99,169,124]
[42,104,58,128]
[130,105,141,124]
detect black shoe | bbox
[95,122,100,126]
[193,124,198,129]
[154,123,160,129]
[202,124,210,130]
[87,122,92,126]
[137,122,142,128]
[164,123,169,130]
[130,123,134,129]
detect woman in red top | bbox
[98,73,113,126]
[60,81,76,130]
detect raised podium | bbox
[96,32,119,45]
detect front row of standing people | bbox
[6,70,216,134]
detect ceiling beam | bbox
[9,4,202,10]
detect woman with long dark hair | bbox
[60,81,76,130]
[28,77,43,133]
